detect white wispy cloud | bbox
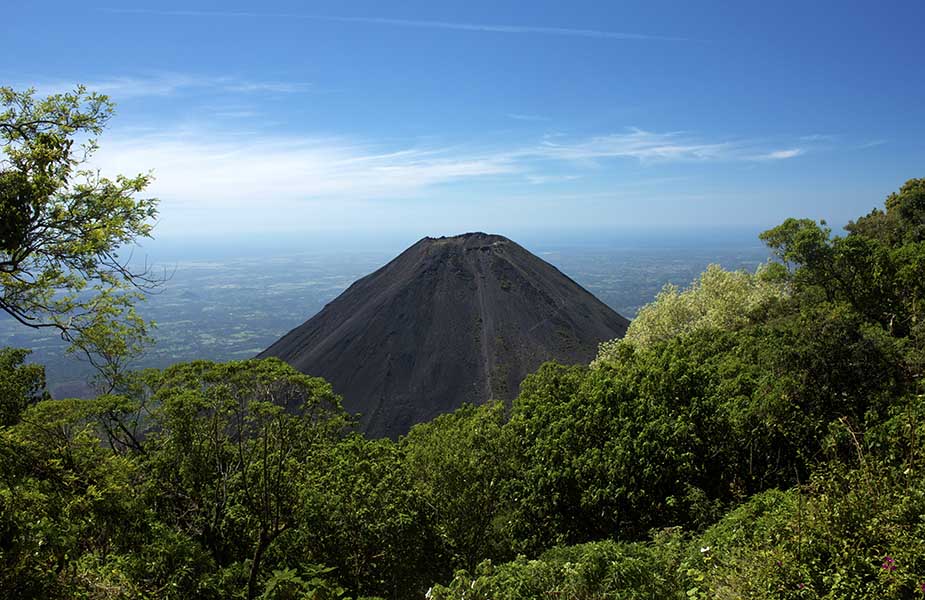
[527,130,732,162]
[310,16,690,41]
[800,134,835,142]
[29,74,310,99]
[796,135,887,152]
[211,109,262,119]
[507,113,551,122]
[761,148,803,160]
[89,126,809,214]
[91,129,517,208]
[103,8,690,41]
[525,174,582,185]
[220,81,311,94]
[516,128,804,163]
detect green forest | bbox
[3,89,925,599]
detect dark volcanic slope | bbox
[259,233,629,438]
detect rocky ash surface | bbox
[260,233,629,438]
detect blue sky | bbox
[4,1,925,239]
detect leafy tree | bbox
[430,533,688,600]
[760,183,925,343]
[288,434,443,599]
[513,350,735,547]
[0,347,47,426]
[0,86,158,387]
[0,397,149,598]
[500,362,615,553]
[687,437,925,599]
[402,401,514,571]
[595,263,789,363]
[505,305,906,555]
[143,359,349,599]
[258,565,347,600]
[846,177,925,246]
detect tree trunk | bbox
[246,529,269,600]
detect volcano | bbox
[259,233,629,437]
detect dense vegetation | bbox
[3,90,925,599]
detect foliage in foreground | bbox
[431,531,688,600]
[433,395,925,599]
[0,359,416,600]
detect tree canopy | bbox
[0,86,158,386]
[594,262,789,363]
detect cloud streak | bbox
[762,148,803,160]
[84,124,813,234]
[92,130,517,208]
[507,113,551,122]
[90,126,807,213]
[30,74,310,99]
[517,129,804,163]
[104,8,690,41]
